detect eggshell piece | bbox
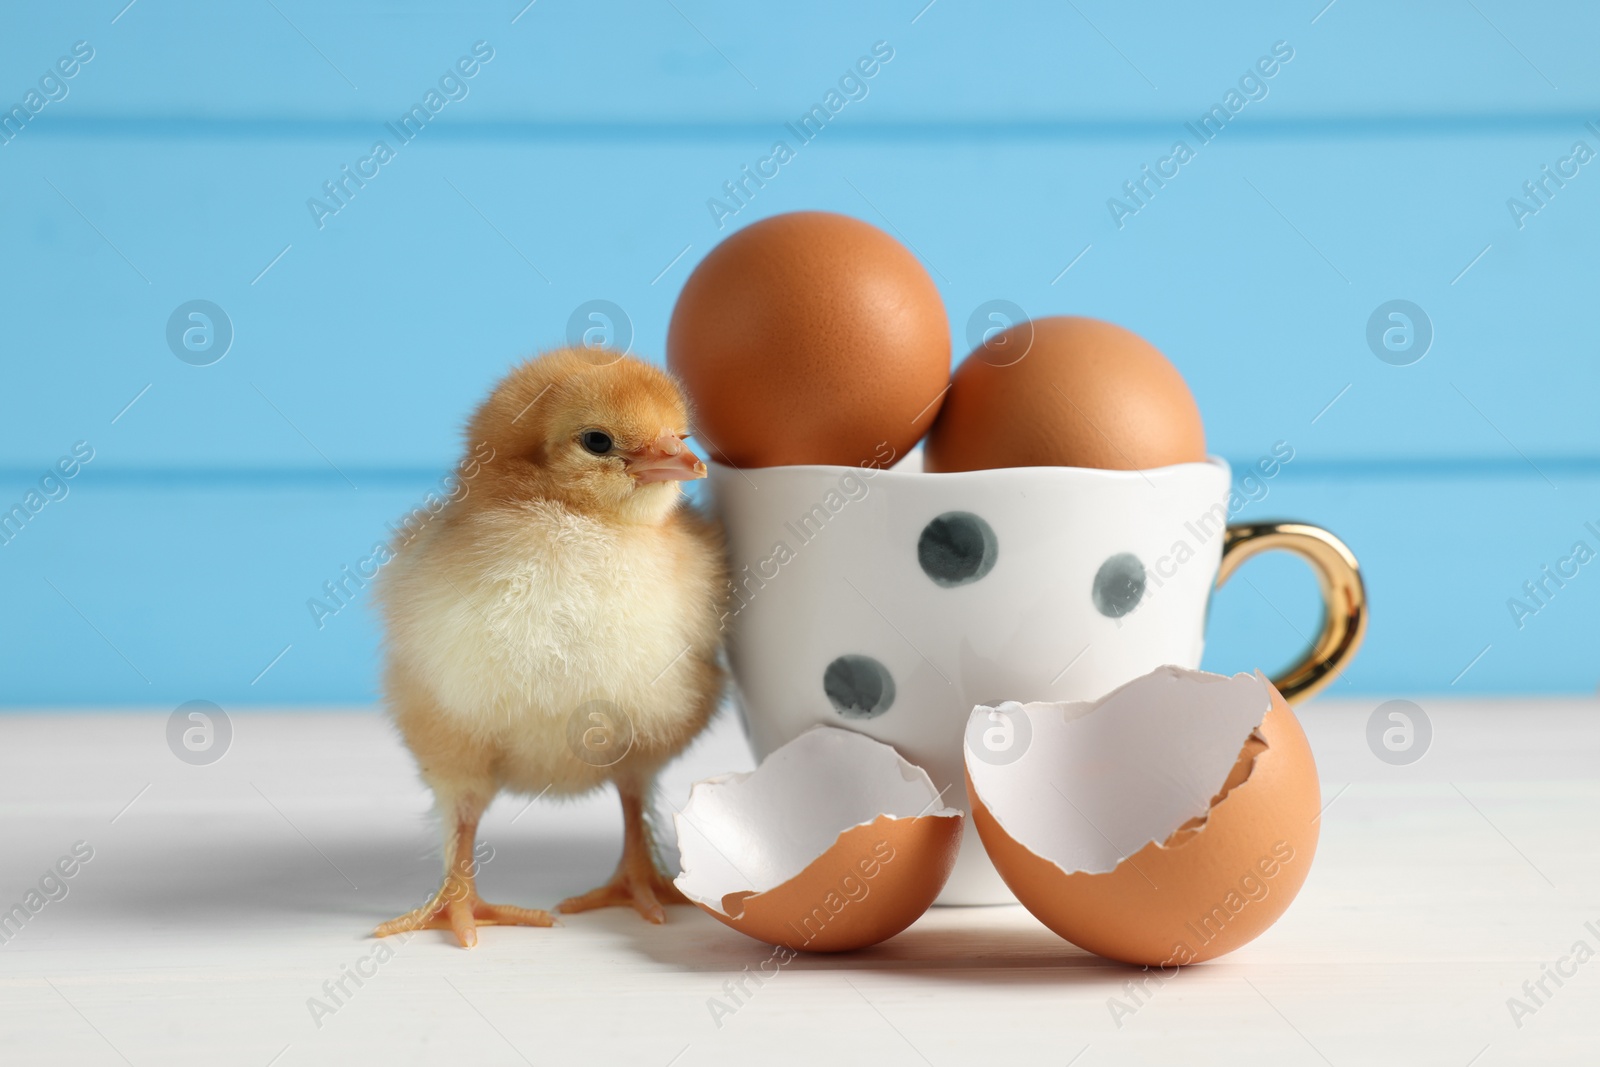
[924,315,1206,472]
[675,726,963,953]
[713,815,963,953]
[667,211,951,468]
[965,668,1318,966]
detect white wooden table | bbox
[1,699,1595,1066]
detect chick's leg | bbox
[374,792,554,948]
[557,778,687,923]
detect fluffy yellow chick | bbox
[373,348,727,947]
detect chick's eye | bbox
[580,430,613,455]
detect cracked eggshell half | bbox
[674,726,964,953]
[964,666,1318,966]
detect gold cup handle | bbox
[1216,522,1369,704]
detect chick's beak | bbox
[625,432,707,484]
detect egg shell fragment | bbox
[675,726,964,953]
[965,667,1319,966]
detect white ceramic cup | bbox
[707,451,1364,904]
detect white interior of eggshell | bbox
[964,666,1271,877]
[675,725,960,915]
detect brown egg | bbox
[667,211,950,468]
[924,315,1206,472]
[965,669,1318,967]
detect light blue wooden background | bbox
[2,1,1596,706]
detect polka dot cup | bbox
[708,451,1365,904]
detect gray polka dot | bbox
[824,655,896,719]
[1093,553,1147,617]
[918,512,998,587]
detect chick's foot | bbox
[559,781,688,923]
[375,878,555,949]
[557,862,688,924]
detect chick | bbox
[373,348,727,947]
